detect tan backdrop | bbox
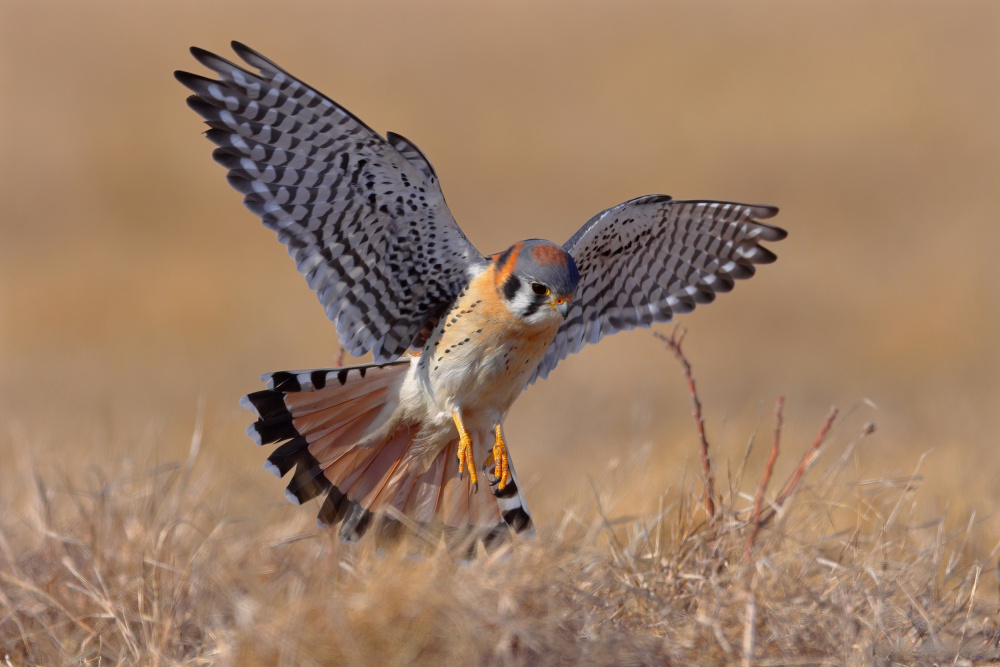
[2,1,998,523]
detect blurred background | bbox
[1,1,998,525]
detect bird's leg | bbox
[452,411,478,492]
[492,424,511,491]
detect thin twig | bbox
[732,404,765,499]
[954,564,981,666]
[184,394,205,474]
[758,406,839,529]
[742,591,758,667]
[745,397,784,561]
[654,327,716,522]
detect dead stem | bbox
[745,397,784,561]
[654,327,716,522]
[758,406,839,530]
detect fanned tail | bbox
[241,360,534,543]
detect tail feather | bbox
[470,461,504,527]
[438,442,470,528]
[242,359,535,544]
[280,370,402,417]
[357,433,413,508]
[401,450,448,525]
[262,362,403,392]
[378,463,420,518]
[307,403,384,464]
[317,486,351,527]
[344,427,416,505]
[280,394,372,438]
[281,447,330,505]
[326,428,406,499]
[264,437,309,477]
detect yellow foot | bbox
[452,411,478,492]
[492,424,511,491]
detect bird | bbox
[176,42,786,545]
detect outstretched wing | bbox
[530,196,786,382]
[176,42,485,363]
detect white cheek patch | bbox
[508,287,536,318]
[522,307,557,327]
[505,281,561,326]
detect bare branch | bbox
[758,406,839,529]
[745,396,784,561]
[654,327,716,522]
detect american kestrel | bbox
[177,43,786,544]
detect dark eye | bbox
[530,282,548,296]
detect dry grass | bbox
[3,340,999,666]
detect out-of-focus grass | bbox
[3,377,999,665]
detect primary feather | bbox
[176,42,484,363]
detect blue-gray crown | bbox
[513,239,580,296]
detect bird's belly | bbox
[421,322,559,424]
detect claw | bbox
[492,424,511,491]
[482,456,499,486]
[452,411,478,489]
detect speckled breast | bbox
[417,272,560,419]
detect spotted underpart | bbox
[175,42,485,364]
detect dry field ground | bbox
[2,1,999,664]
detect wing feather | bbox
[530,196,785,382]
[177,43,485,362]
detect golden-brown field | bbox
[2,1,999,664]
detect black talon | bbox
[483,460,499,485]
[472,480,479,494]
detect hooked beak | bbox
[551,296,570,318]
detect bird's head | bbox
[492,240,580,326]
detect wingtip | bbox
[751,245,779,264]
[767,224,789,242]
[230,41,276,71]
[188,46,217,68]
[230,40,252,59]
[756,204,780,219]
[174,70,209,92]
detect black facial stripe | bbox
[522,294,546,318]
[495,245,514,269]
[502,274,521,301]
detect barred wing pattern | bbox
[176,42,484,363]
[531,197,786,382]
